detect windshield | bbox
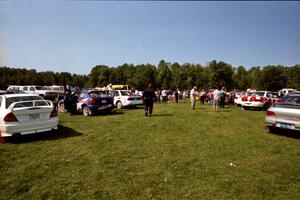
[6,96,44,108]
[253,92,265,97]
[89,91,111,98]
[282,95,300,104]
[120,91,132,96]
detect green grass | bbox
[1,102,300,200]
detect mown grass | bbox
[0,102,300,200]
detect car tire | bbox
[243,106,248,110]
[83,106,92,116]
[265,125,274,133]
[116,101,123,109]
[263,103,270,111]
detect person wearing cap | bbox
[190,86,197,109]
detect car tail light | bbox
[242,96,248,101]
[89,98,96,105]
[249,96,256,102]
[266,111,275,117]
[4,112,18,122]
[50,109,58,118]
[260,97,267,102]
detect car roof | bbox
[1,93,40,98]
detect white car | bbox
[0,94,58,139]
[241,91,281,111]
[265,93,300,132]
[234,92,244,107]
[113,90,143,109]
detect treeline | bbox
[1,60,300,91]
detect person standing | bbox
[175,89,179,103]
[190,86,197,109]
[219,87,226,108]
[143,83,156,116]
[213,88,220,112]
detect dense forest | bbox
[1,60,300,91]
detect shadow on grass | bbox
[268,128,300,139]
[151,113,174,117]
[4,125,83,144]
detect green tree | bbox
[259,65,288,91]
[157,60,172,89]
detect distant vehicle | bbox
[265,92,300,132]
[0,94,58,139]
[113,90,143,109]
[278,88,296,97]
[241,91,281,111]
[111,85,132,90]
[7,85,58,100]
[234,92,244,107]
[59,89,114,116]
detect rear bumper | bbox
[242,102,264,108]
[0,117,58,137]
[89,104,114,112]
[265,117,300,131]
[123,100,143,107]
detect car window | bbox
[35,86,43,90]
[0,96,2,107]
[6,96,44,108]
[254,92,265,97]
[89,91,109,98]
[114,91,119,96]
[120,91,130,96]
[23,87,28,91]
[283,95,300,104]
[29,87,35,91]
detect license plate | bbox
[102,100,107,103]
[29,113,40,120]
[277,123,293,129]
[98,104,111,110]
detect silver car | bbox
[265,93,300,132]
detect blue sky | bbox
[0,1,299,74]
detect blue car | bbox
[59,89,114,116]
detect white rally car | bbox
[241,91,281,111]
[113,90,143,109]
[0,94,58,141]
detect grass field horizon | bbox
[1,102,299,199]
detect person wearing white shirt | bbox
[190,86,197,109]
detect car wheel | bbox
[116,101,123,109]
[265,125,274,133]
[83,106,92,116]
[243,106,248,110]
[263,103,270,111]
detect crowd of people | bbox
[142,85,237,116]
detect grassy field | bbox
[0,102,300,200]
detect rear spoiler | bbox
[8,100,53,111]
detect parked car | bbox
[241,91,281,111]
[7,85,59,100]
[278,88,296,97]
[265,92,300,132]
[59,89,114,116]
[113,90,143,109]
[234,92,244,107]
[0,94,58,140]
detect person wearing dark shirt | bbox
[143,83,156,116]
